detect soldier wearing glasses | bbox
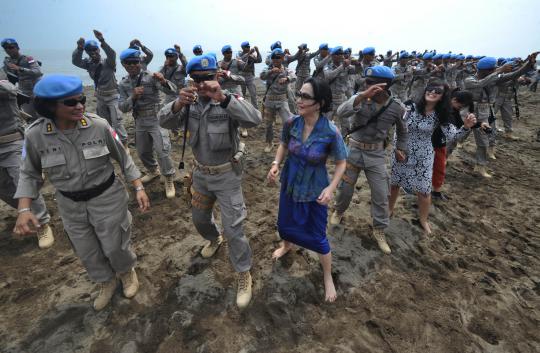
[158,54,261,309]
[330,66,408,255]
[118,48,177,199]
[72,30,129,148]
[13,74,150,311]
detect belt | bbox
[349,138,384,151]
[59,173,115,202]
[96,88,118,96]
[194,160,233,175]
[0,131,23,144]
[134,106,158,117]
[266,94,287,101]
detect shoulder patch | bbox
[26,117,45,131]
[26,56,35,63]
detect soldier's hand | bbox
[278,77,288,84]
[528,52,539,63]
[13,211,40,237]
[395,149,406,162]
[93,29,104,41]
[254,46,259,52]
[198,81,225,101]
[178,87,198,105]
[153,72,166,83]
[343,59,351,67]
[133,86,144,99]
[267,164,279,185]
[463,113,477,129]
[362,83,387,99]
[249,48,255,54]
[136,190,150,212]
[174,44,182,53]
[7,63,20,71]
[77,37,85,49]
[131,39,142,47]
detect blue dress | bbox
[277,115,348,254]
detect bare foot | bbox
[420,220,432,234]
[272,242,293,260]
[324,275,337,302]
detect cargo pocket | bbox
[119,211,133,251]
[41,151,69,181]
[83,145,110,176]
[207,118,231,151]
[230,193,247,228]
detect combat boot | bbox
[329,210,343,225]
[240,128,248,138]
[263,143,272,153]
[165,175,176,199]
[119,268,139,298]
[474,165,492,178]
[372,228,391,254]
[141,168,161,184]
[37,223,54,249]
[503,131,519,141]
[201,235,223,258]
[487,146,496,160]
[236,271,252,309]
[93,278,117,311]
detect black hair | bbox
[415,79,451,125]
[33,97,57,119]
[451,89,474,113]
[304,77,332,113]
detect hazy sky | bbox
[2,0,539,58]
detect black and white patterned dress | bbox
[390,104,468,194]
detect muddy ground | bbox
[0,84,539,353]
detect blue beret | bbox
[456,55,465,60]
[365,66,394,80]
[465,55,473,59]
[241,41,250,47]
[423,53,434,60]
[186,54,217,74]
[497,57,506,65]
[221,45,232,53]
[270,41,282,50]
[433,54,442,60]
[362,47,375,55]
[193,45,202,53]
[1,38,17,47]
[120,48,141,61]
[442,53,451,59]
[33,74,83,99]
[344,47,352,54]
[330,46,343,55]
[477,57,497,70]
[84,40,99,50]
[450,54,457,59]
[270,48,284,59]
[207,52,218,61]
[164,48,178,56]
[416,53,422,58]
[400,52,409,59]
[319,43,329,50]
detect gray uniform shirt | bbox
[2,54,42,95]
[159,94,262,166]
[0,80,21,136]
[260,66,296,96]
[313,54,332,79]
[159,62,187,103]
[218,59,246,91]
[72,41,117,94]
[337,95,408,151]
[324,62,356,95]
[15,114,141,199]
[118,70,176,119]
[237,50,262,76]
[288,49,320,77]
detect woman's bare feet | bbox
[324,274,337,302]
[272,241,293,260]
[420,219,432,234]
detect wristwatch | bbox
[135,186,145,192]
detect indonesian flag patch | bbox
[109,126,120,143]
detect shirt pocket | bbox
[83,145,110,176]
[41,152,70,181]
[207,115,231,151]
[188,113,201,147]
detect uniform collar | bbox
[41,116,92,134]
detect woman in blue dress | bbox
[267,78,347,302]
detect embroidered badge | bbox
[366,68,373,76]
[201,58,209,68]
[46,123,52,132]
[80,118,88,126]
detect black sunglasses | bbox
[123,60,140,66]
[425,87,444,94]
[190,73,215,83]
[295,91,315,100]
[223,51,232,54]
[4,45,17,50]
[165,54,178,58]
[86,47,99,53]
[61,95,86,107]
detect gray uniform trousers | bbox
[134,115,175,175]
[191,169,251,273]
[264,100,292,144]
[0,141,49,224]
[296,75,309,91]
[472,103,496,165]
[241,74,258,108]
[493,98,514,132]
[334,146,390,229]
[58,178,136,283]
[96,94,128,143]
[327,93,348,133]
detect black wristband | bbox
[220,93,232,108]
